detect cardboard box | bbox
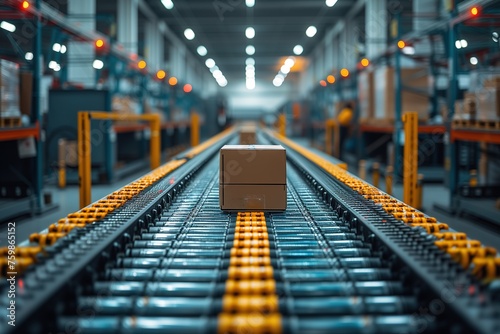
[374,66,429,121]
[220,145,286,211]
[358,70,374,119]
[19,71,33,116]
[239,126,256,145]
[476,88,500,121]
[0,59,20,116]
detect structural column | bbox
[67,0,95,87]
[146,21,163,69]
[365,0,387,59]
[118,0,138,54]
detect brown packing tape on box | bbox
[220,184,287,211]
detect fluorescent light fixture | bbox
[273,77,283,87]
[402,46,415,55]
[246,0,255,8]
[197,46,207,56]
[245,27,255,39]
[246,57,255,66]
[205,58,215,68]
[246,45,255,55]
[161,0,174,10]
[284,57,295,68]
[326,0,338,7]
[306,26,317,38]
[246,81,255,90]
[213,69,223,79]
[0,21,16,33]
[25,52,33,61]
[470,56,478,65]
[93,59,104,69]
[184,28,195,40]
[293,45,303,55]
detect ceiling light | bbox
[280,65,290,74]
[493,32,499,43]
[161,0,174,10]
[169,77,178,86]
[246,58,255,66]
[205,58,215,68]
[284,57,295,68]
[245,27,255,39]
[210,65,219,73]
[293,45,304,55]
[246,45,255,55]
[455,40,462,49]
[184,28,195,40]
[60,45,67,54]
[48,61,57,69]
[197,46,207,56]
[306,26,317,38]
[0,21,16,33]
[276,73,285,80]
[246,0,255,8]
[246,81,255,90]
[25,52,33,61]
[460,39,468,48]
[326,0,338,7]
[327,75,335,84]
[93,59,104,70]
[360,58,370,67]
[213,69,223,79]
[53,64,61,72]
[402,46,415,55]
[273,77,283,87]
[183,84,193,93]
[52,43,61,52]
[470,57,478,65]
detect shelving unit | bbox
[444,127,500,225]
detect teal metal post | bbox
[394,13,403,177]
[34,0,43,211]
[448,12,459,212]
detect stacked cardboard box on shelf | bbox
[219,145,286,211]
[358,70,374,121]
[454,77,500,122]
[373,66,429,121]
[0,59,21,122]
[476,78,500,121]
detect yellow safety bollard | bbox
[190,112,200,147]
[469,169,478,187]
[385,166,393,195]
[372,162,380,188]
[278,114,286,137]
[358,160,366,180]
[403,112,419,208]
[58,138,66,189]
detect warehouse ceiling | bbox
[145,0,354,85]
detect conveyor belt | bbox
[1,128,499,334]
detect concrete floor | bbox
[1,145,499,249]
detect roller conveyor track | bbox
[1,129,499,334]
